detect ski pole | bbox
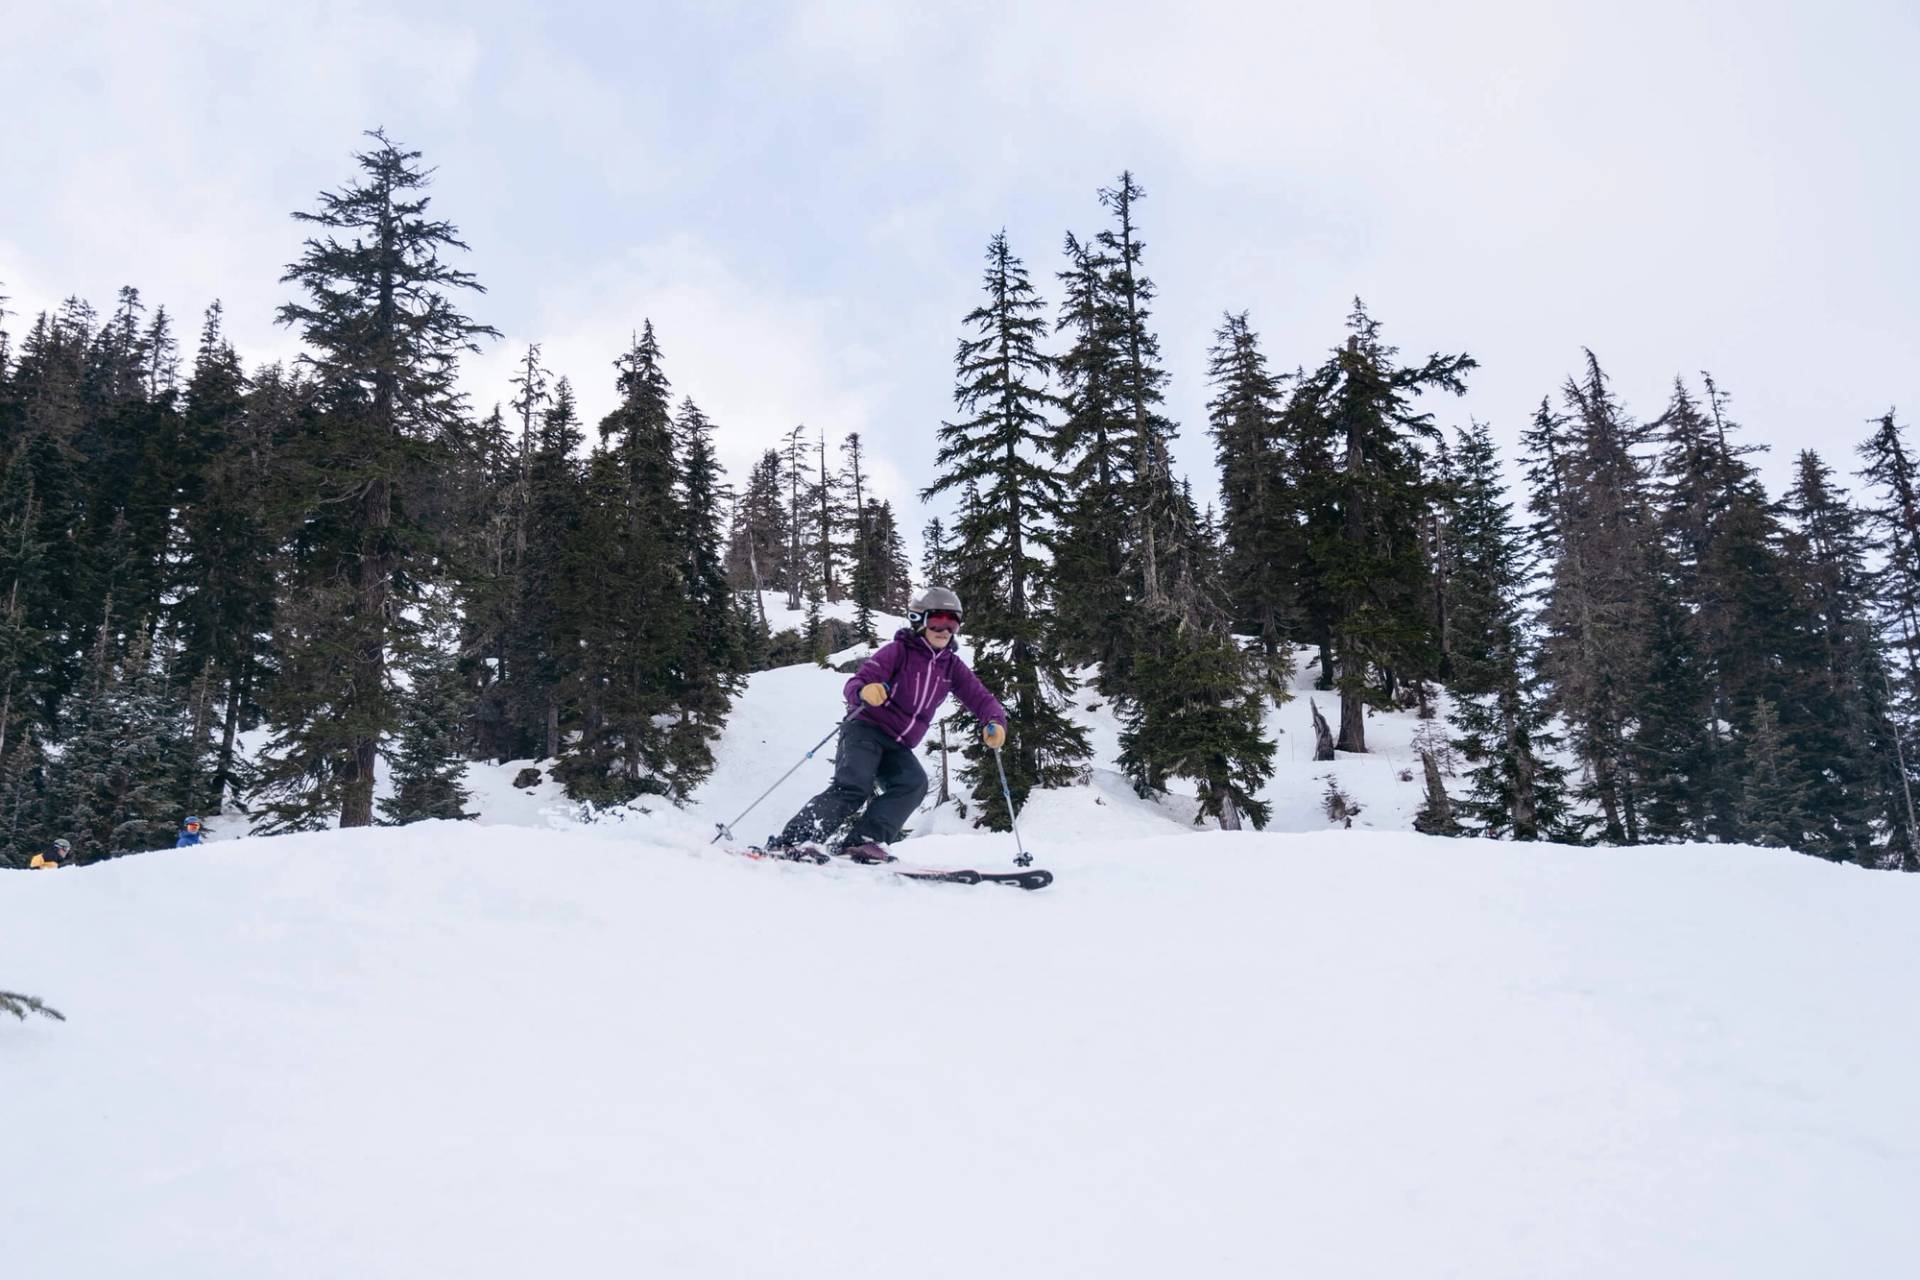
[711,711,855,845]
[991,745,1033,867]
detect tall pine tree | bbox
[923,231,1090,827]
[1293,302,1474,753]
[260,130,497,828]
[1442,422,1575,841]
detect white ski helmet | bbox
[908,585,963,630]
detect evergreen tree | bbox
[803,586,828,667]
[453,400,518,762]
[1626,549,1714,841]
[840,434,880,642]
[1113,482,1277,828]
[378,642,475,824]
[1442,422,1575,841]
[782,424,810,613]
[923,231,1090,827]
[5,302,117,722]
[1779,450,1913,865]
[1645,375,1790,838]
[73,288,181,634]
[1117,616,1275,830]
[1856,410,1920,871]
[727,447,790,606]
[1048,231,1133,683]
[564,323,696,803]
[853,499,912,613]
[171,302,279,809]
[503,378,589,761]
[668,395,740,780]
[454,344,549,764]
[0,731,48,863]
[921,516,953,588]
[109,625,202,854]
[48,617,193,858]
[1054,179,1279,819]
[0,463,55,768]
[1525,357,1654,843]
[1737,698,1810,849]
[1294,302,1474,753]
[262,130,497,828]
[1094,173,1183,627]
[812,427,847,602]
[1206,310,1297,698]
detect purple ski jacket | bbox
[845,629,1008,750]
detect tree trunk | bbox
[1309,698,1337,762]
[1593,755,1625,844]
[786,429,804,612]
[744,501,769,633]
[216,668,245,814]
[1113,189,1161,608]
[1415,749,1454,835]
[1336,685,1367,753]
[817,432,838,601]
[937,722,950,805]
[187,660,215,809]
[1505,690,1536,840]
[1335,643,1368,753]
[340,475,392,829]
[1215,780,1243,831]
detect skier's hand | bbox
[982,722,1007,750]
[859,682,890,707]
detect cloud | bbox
[7,0,1918,521]
[466,231,901,498]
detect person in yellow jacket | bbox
[28,837,71,869]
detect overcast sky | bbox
[5,0,1916,533]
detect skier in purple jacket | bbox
[769,586,1008,860]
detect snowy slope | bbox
[454,637,1448,846]
[6,820,1919,1277]
[15,641,1915,1275]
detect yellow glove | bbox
[982,722,1007,750]
[859,682,889,707]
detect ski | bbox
[827,845,1054,891]
[723,844,1052,891]
[732,843,830,865]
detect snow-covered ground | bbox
[7,822,1917,1277]
[450,638,1445,843]
[8,642,1918,1276]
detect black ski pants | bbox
[776,719,928,847]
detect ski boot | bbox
[755,838,831,864]
[838,842,897,865]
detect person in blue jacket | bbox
[175,816,205,848]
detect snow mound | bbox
[5,825,1916,1277]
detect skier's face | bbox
[924,612,959,648]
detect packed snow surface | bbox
[6,820,1917,1277]
[10,645,1919,1274]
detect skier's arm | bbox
[843,641,905,710]
[948,656,1009,728]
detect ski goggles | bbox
[924,611,962,632]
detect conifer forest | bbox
[4,132,1916,873]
